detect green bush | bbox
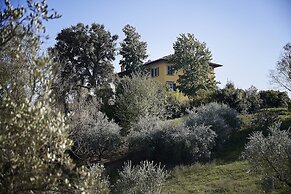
[112,161,167,194]
[115,74,166,134]
[251,109,280,129]
[259,90,289,109]
[165,90,190,119]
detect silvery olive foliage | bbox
[0,66,109,193]
[0,0,60,50]
[161,124,217,163]
[128,116,217,163]
[0,1,110,191]
[115,74,167,133]
[243,122,291,187]
[185,102,241,146]
[70,98,122,162]
[112,161,168,194]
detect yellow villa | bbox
[118,55,222,90]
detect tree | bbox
[0,2,109,192]
[115,74,166,133]
[244,86,261,113]
[243,123,291,188]
[0,57,107,193]
[185,102,241,147]
[52,23,118,113]
[259,90,289,109]
[171,33,215,97]
[69,98,122,162]
[119,24,148,72]
[270,43,291,92]
[0,0,60,51]
[213,82,249,113]
[128,117,217,164]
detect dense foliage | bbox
[119,24,148,72]
[165,90,190,119]
[0,61,108,193]
[185,102,241,147]
[52,23,118,114]
[112,161,167,194]
[213,82,289,113]
[243,123,291,187]
[115,74,166,133]
[69,99,122,162]
[171,33,216,97]
[259,90,289,109]
[129,116,217,164]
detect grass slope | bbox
[162,161,262,194]
[162,109,291,194]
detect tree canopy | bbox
[119,24,148,72]
[53,23,118,92]
[171,33,215,97]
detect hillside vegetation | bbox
[162,110,291,194]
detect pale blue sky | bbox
[41,0,291,90]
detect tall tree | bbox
[52,23,118,113]
[119,24,148,72]
[270,43,291,92]
[171,33,215,97]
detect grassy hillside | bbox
[162,161,263,194]
[162,109,291,194]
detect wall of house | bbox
[147,61,183,84]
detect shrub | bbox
[128,117,217,164]
[112,161,167,194]
[70,99,122,162]
[165,90,190,119]
[161,124,217,163]
[251,109,280,129]
[185,102,241,147]
[115,74,166,133]
[128,116,165,158]
[213,82,249,113]
[243,123,291,188]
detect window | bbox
[151,67,159,77]
[167,65,174,75]
[167,82,176,91]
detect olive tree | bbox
[0,59,108,193]
[185,102,241,147]
[69,98,123,162]
[243,123,291,187]
[0,0,60,50]
[128,116,217,164]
